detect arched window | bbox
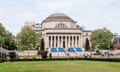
[55,23,67,29]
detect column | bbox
[65,36,67,50]
[51,36,53,48]
[48,36,50,48]
[59,35,61,48]
[75,35,77,47]
[68,35,70,48]
[70,36,71,48]
[72,35,74,47]
[77,36,79,47]
[73,36,75,47]
[47,35,49,49]
[48,35,50,55]
[58,35,59,48]
[53,36,54,48]
[61,36,63,48]
[80,35,83,48]
[78,35,81,47]
[54,35,56,48]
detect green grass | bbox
[0,60,120,72]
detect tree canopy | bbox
[90,28,113,50]
[85,38,90,51]
[16,26,41,50]
[0,23,17,50]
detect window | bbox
[34,23,41,28]
[55,23,67,29]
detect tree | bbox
[40,38,45,51]
[0,23,6,44]
[16,26,41,50]
[39,38,48,59]
[3,31,17,50]
[90,28,113,50]
[85,38,90,51]
[0,23,17,50]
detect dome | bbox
[42,13,76,23]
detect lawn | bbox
[0,60,120,72]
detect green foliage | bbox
[16,26,41,50]
[90,28,113,49]
[8,52,17,60]
[49,53,52,59]
[23,56,29,59]
[0,53,7,60]
[40,38,45,51]
[32,55,37,60]
[38,50,48,59]
[85,38,90,51]
[0,23,17,50]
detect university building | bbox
[25,13,92,57]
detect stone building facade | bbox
[25,13,92,51]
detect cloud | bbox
[0,0,120,35]
[17,11,38,21]
[0,9,4,14]
[36,0,72,13]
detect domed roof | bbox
[42,13,76,23]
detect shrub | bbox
[16,56,20,60]
[32,55,36,60]
[39,51,48,59]
[49,53,52,59]
[0,53,7,62]
[38,50,41,55]
[23,56,29,59]
[8,52,16,61]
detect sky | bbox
[0,0,120,36]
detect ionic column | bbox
[77,36,80,47]
[57,36,60,48]
[74,36,75,48]
[72,36,74,47]
[52,36,54,48]
[47,35,49,48]
[68,36,70,48]
[59,36,61,48]
[73,36,75,47]
[80,35,83,48]
[54,36,56,48]
[78,36,81,47]
[75,36,77,47]
[65,36,67,50]
[51,36,53,48]
[48,36,50,48]
[61,36,63,48]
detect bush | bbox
[38,50,41,55]
[23,56,29,59]
[39,51,48,59]
[0,53,7,62]
[15,56,20,60]
[32,55,36,60]
[49,53,52,59]
[8,52,16,61]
